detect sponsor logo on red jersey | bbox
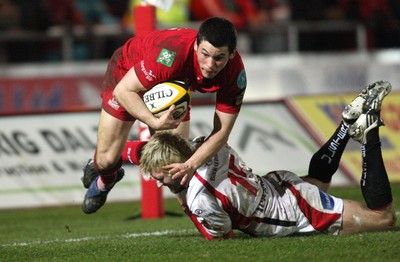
[140,60,156,82]
[156,48,176,67]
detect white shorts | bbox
[255,170,344,236]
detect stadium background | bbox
[0,0,400,210]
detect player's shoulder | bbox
[152,28,196,52]
[159,27,197,37]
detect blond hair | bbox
[140,132,194,174]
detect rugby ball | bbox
[143,81,191,119]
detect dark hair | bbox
[197,17,237,54]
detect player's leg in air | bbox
[340,81,395,234]
[302,81,392,192]
[81,111,132,214]
[303,80,395,234]
[81,120,190,214]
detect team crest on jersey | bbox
[194,209,216,219]
[237,69,247,89]
[194,209,203,216]
[156,48,176,67]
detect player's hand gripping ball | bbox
[143,81,191,119]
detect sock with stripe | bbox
[308,122,350,183]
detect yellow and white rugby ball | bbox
[143,81,191,119]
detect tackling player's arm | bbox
[113,67,182,131]
[168,110,238,184]
[180,193,234,240]
[184,206,234,240]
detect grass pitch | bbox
[1,185,399,262]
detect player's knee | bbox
[381,214,396,231]
[385,207,396,230]
[376,203,396,230]
[95,153,120,171]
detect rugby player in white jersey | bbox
[139,81,396,239]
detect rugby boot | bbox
[348,110,383,144]
[82,169,125,214]
[342,80,391,125]
[81,159,97,189]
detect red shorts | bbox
[100,48,190,122]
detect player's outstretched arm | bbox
[168,110,238,185]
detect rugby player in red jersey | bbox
[81,17,247,214]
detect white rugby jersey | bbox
[184,144,343,239]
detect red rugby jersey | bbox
[122,28,247,114]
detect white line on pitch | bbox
[0,229,196,247]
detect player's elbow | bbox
[203,230,234,240]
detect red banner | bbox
[0,76,103,114]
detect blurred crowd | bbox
[1,0,400,62]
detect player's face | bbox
[151,170,186,194]
[195,40,235,79]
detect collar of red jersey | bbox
[193,50,204,83]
